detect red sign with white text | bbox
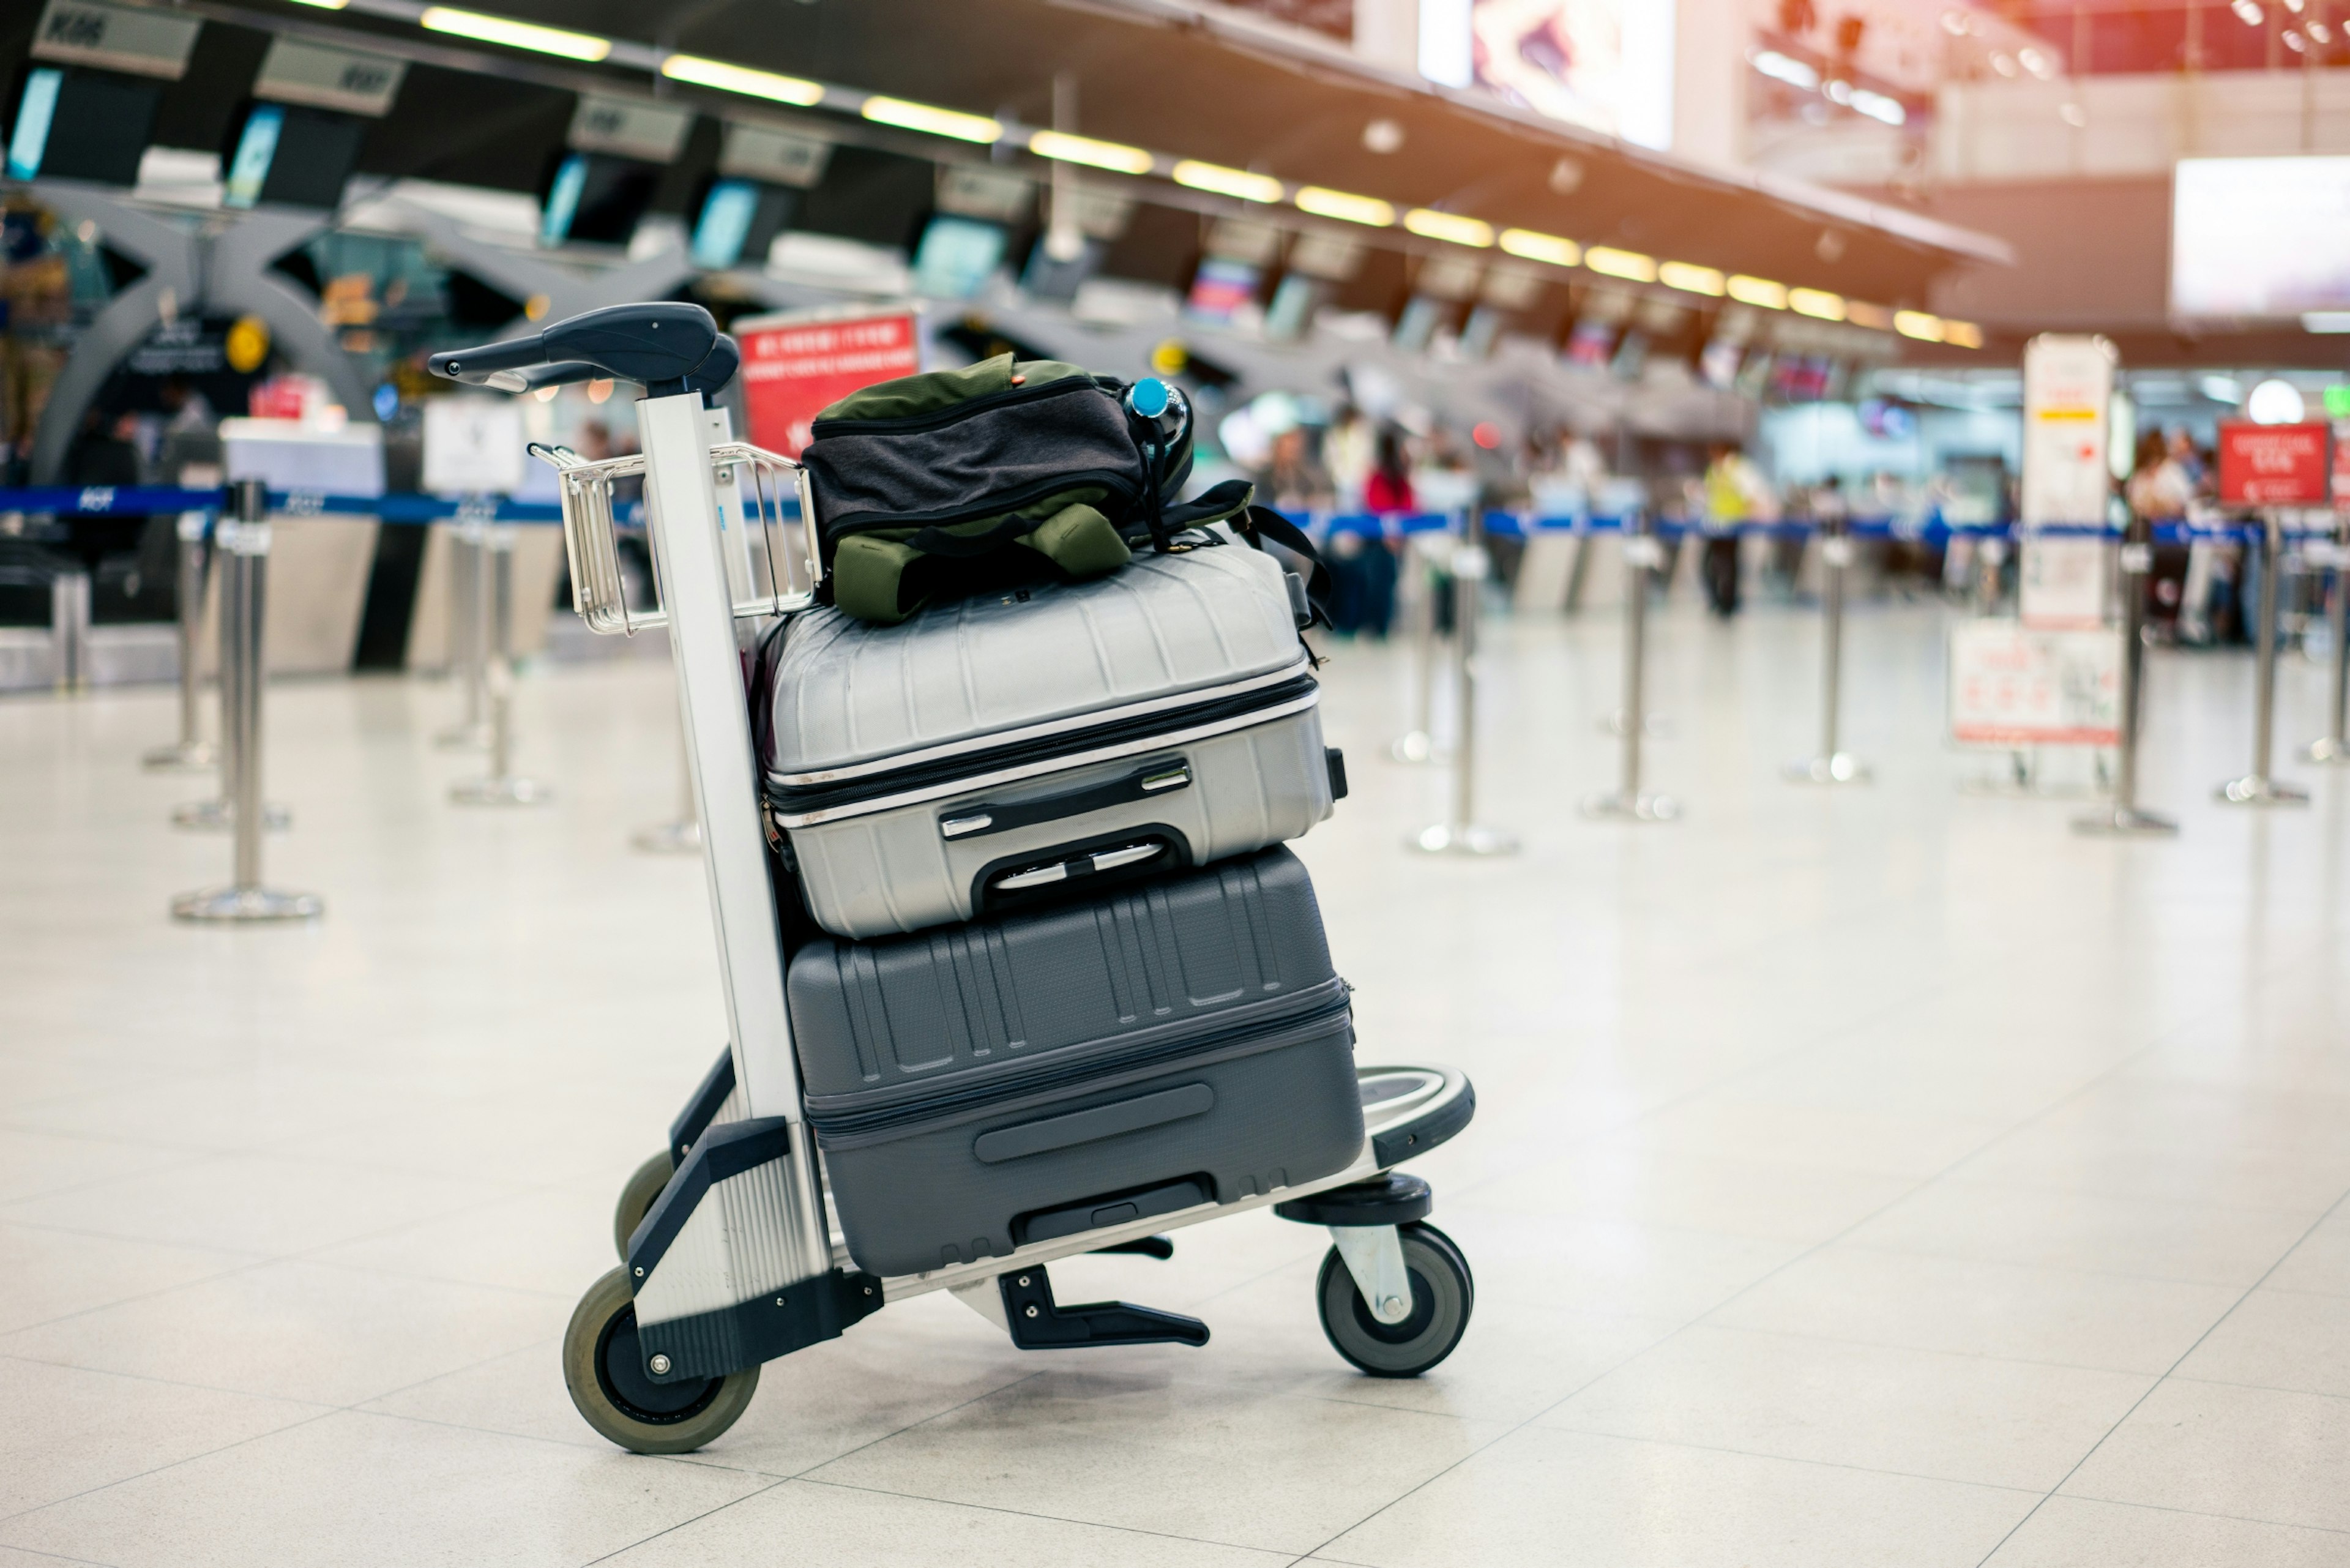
[2218,420,2330,506]
[736,308,920,457]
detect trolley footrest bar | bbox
[1000,1266,1209,1350]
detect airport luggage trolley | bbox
[430,305,1478,1455]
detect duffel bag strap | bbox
[1233,504,1335,624]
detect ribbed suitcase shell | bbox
[766,543,1334,939]
[786,848,1362,1277]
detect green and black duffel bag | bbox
[799,351,1259,624]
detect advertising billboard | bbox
[2172,156,2350,319]
[1455,0,1676,150]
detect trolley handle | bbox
[428,303,737,397]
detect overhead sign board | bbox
[253,37,406,118]
[2218,420,2330,506]
[718,124,832,188]
[32,0,199,79]
[568,94,692,163]
[736,304,922,458]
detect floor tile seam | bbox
[575,1474,795,1567]
[1273,1387,1520,1427]
[1936,1169,2350,1222]
[288,1252,579,1303]
[0,1148,240,1206]
[2160,1371,2350,1405]
[1968,1179,2350,1567]
[0,1539,121,1568]
[1685,1316,2189,1381]
[1513,1421,2064,1495]
[0,1348,351,1411]
[1160,1240,1332,1312]
[1823,1236,2283,1293]
[785,1475,1304,1559]
[0,1405,341,1532]
[781,1368,1049,1482]
[2044,1489,2350,1539]
[0,1247,299,1338]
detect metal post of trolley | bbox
[145,510,217,771]
[1584,510,1678,822]
[1412,510,1517,856]
[2076,513,2177,837]
[451,525,550,806]
[436,513,493,750]
[172,480,321,924]
[2305,510,2350,764]
[2217,510,2310,807]
[1392,525,1450,764]
[1786,512,1869,785]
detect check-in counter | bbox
[209,419,383,676]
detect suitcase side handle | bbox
[973,1083,1216,1164]
[940,757,1192,841]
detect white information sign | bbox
[2018,534,2109,630]
[422,397,526,495]
[1949,620,2122,749]
[2022,335,2116,527]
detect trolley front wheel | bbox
[562,1267,758,1454]
[1315,1222,1474,1378]
[613,1151,674,1260]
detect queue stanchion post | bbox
[2303,512,2350,764]
[633,734,702,853]
[2217,510,2310,807]
[1583,511,1679,823]
[435,513,493,750]
[172,479,321,923]
[1786,514,1870,785]
[171,495,288,832]
[1411,510,1517,856]
[144,510,217,771]
[1391,523,1451,765]
[451,525,550,806]
[2075,514,2178,837]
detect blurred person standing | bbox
[1700,443,1767,618]
[2126,429,2193,640]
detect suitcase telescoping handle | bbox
[428,303,740,398]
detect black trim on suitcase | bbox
[969,826,1192,921]
[939,756,1192,840]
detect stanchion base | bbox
[1389,731,1450,765]
[1408,823,1520,856]
[142,739,217,772]
[632,820,703,854]
[1785,753,1871,786]
[2215,775,2310,807]
[435,723,493,752]
[2072,807,2180,837]
[2303,736,2350,764]
[171,799,289,832]
[1599,711,1671,738]
[171,886,323,923]
[1581,790,1679,823]
[451,776,551,807]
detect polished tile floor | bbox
[3,595,2348,1567]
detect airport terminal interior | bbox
[6,0,2350,1563]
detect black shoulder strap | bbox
[1233,504,1334,618]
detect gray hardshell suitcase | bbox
[786,846,1362,1278]
[764,541,1338,940]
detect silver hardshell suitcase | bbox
[764,540,1340,939]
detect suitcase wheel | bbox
[1314,1222,1474,1378]
[563,1267,760,1455]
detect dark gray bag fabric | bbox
[786,846,1363,1276]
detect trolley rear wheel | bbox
[613,1151,674,1260]
[562,1267,758,1454]
[1314,1222,1474,1378]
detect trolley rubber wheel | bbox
[613,1151,674,1261]
[562,1267,759,1454]
[1315,1222,1474,1378]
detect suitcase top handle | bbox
[428,303,739,399]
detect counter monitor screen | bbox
[542,153,662,247]
[690,178,798,271]
[6,67,160,186]
[911,215,1008,299]
[223,103,367,210]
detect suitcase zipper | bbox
[766,668,1319,826]
[801,984,1354,1144]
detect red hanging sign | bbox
[734,306,921,458]
[2218,420,2331,506]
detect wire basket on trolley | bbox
[529,439,820,635]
